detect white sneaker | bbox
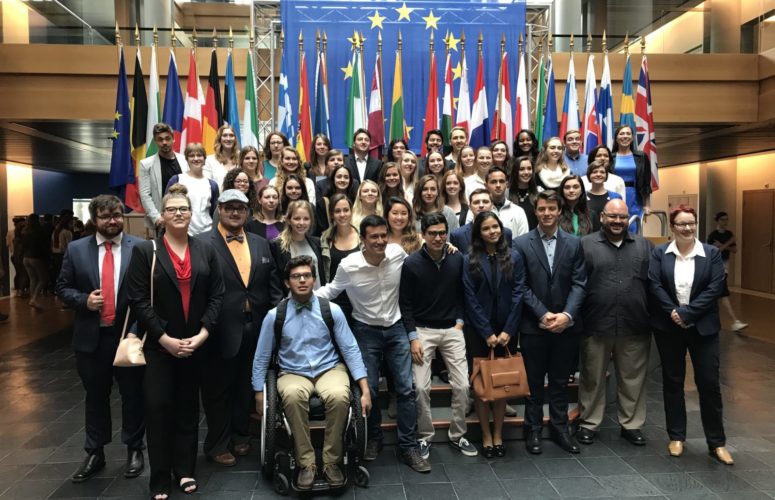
[731,320,749,332]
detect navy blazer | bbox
[198,228,283,358]
[449,223,513,256]
[513,228,587,335]
[462,250,525,339]
[56,233,141,353]
[648,242,724,336]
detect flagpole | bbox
[359,31,368,126]
[495,33,504,142]
[171,25,176,49]
[378,30,384,144]
[315,29,320,56]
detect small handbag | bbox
[113,241,156,367]
[470,346,530,402]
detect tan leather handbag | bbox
[113,241,156,367]
[470,346,530,402]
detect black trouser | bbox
[654,328,726,449]
[521,332,580,434]
[201,319,258,457]
[145,348,200,493]
[74,328,145,454]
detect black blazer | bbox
[56,234,141,353]
[126,236,224,349]
[513,228,587,335]
[269,235,328,295]
[648,242,724,336]
[449,223,512,256]
[345,154,382,183]
[198,229,283,358]
[611,150,652,206]
[244,220,285,240]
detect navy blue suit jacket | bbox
[449,223,512,256]
[513,228,587,335]
[462,250,525,339]
[648,242,724,336]
[56,233,141,353]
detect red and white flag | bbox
[420,50,439,157]
[514,49,529,134]
[581,54,599,154]
[367,52,385,158]
[491,51,513,154]
[180,50,205,152]
[455,55,471,135]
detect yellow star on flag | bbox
[111,129,120,139]
[446,32,460,51]
[341,61,353,80]
[423,10,441,30]
[368,10,387,29]
[452,62,462,80]
[454,97,459,108]
[395,2,415,22]
[406,125,414,138]
[114,111,121,120]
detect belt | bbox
[624,181,635,187]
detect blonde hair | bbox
[214,125,240,164]
[274,146,302,188]
[352,180,383,229]
[277,200,314,252]
[184,142,206,159]
[535,137,569,174]
[400,150,420,190]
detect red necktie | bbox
[101,241,116,325]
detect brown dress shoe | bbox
[297,465,316,490]
[323,463,345,487]
[233,443,250,456]
[668,440,684,457]
[210,451,236,466]
[710,446,734,465]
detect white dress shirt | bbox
[355,155,368,182]
[316,243,406,327]
[666,238,705,306]
[465,198,529,239]
[96,232,123,310]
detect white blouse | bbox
[665,238,705,306]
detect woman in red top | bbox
[126,184,224,500]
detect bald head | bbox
[601,198,629,242]
[604,198,628,215]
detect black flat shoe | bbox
[620,428,646,446]
[124,449,144,478]
[71,452,106,483]
[552,432,581,454]
[525,432,542,455]
[576,427,596,445]
[482,446,495,459]
[493,444,506,457]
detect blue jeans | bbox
[352,320,418,451]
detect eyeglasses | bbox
[672,222,697,229]
[164,206,191,215]
[96,214,123,221]
[602,213,628,221]
[289,272,314,281]
[221,205,248,214]
[426,230,448,238]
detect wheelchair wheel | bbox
[273,471,290,496]
[349,383,367,457]
[262,369,279,479]
[353,465,370,488]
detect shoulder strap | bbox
[273,298,290,359]
[318,297,344,362]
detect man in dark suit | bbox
[513,190,587,455]
[56,194,145,482]
[199,189,283,466]
[449,189,512,255]
[345,128,382,183]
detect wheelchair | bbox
[261,368,370,495]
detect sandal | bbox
[178,478,197,495]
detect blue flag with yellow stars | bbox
[281,0,526,153]
[109,48,134,199]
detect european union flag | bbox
[109,49,134,199]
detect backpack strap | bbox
[272,296,342,365]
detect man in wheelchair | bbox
[252,256,372,490]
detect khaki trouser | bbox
[413,326,469,442]
[578,335,651,431]
[276,364,351,468]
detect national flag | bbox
[514,49,529,134]
[108,49,133,202]
[313,49,330,137]
[202,48,222,155]
[345,47,367,148]
[367,52,385,159]
[469,51,490,149]
[441,51,455,148]
[181,50,205,150]
[162,50,184,152]
[277,47,295,144]
[542,57,559,141]
[145,43,161,159]
[559,51,580,138]
[295,51,312,163]
[491,51,513,154]
[224,49,242,145]
[241,51,260,149]
[455,53,471,136]
[619,53,636,131]
[635,55,659,190]
[389,49,408,142]
[598,52,614,149]
[534,55,546,145]
[420,49,439,157]
[128,47,147,212]
[581,54,599,154]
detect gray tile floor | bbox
[2,328,775,499]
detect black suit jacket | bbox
[269,235,328,295]
[126,236,224,349]
[345,154,382,183]
[56,234,141,353]
[513,228,587,335]
[198,229,283,358]
[244,219,285,240]
[648,242,724,336]
[611,150,652,206]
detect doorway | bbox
[741,190,775,293]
